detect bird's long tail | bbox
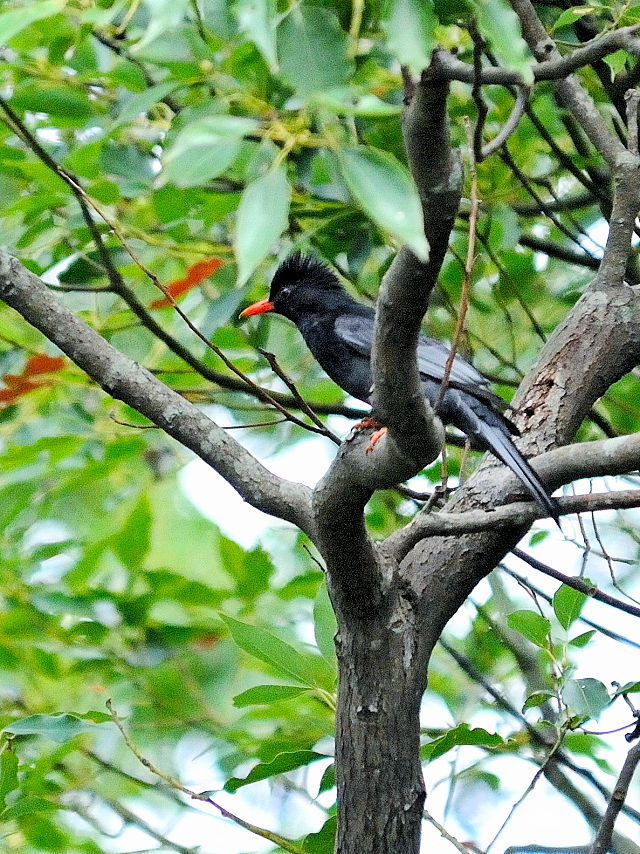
[445,392,560,525]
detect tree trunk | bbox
[333,593,425,854]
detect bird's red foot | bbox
[353,417,388,452]
[366,426,388,452]
[354,416,382,431]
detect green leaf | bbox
[0,749,18,808]
[161,115,259,187]
[522,690,555,712]
[221,615,319,685]
[313,584,337,670]
[507,610,551,648]
[304,815,337,854]
[235,165,291,284]
[225,750,326,792]
[232,684,308,707]
[10,85,94,119]
[0,0,65,43]
[304,815,338,854]
[613,681,640,696]
[278,6,353,97]
[113,495,152,568]
[317,763,335,794]
[424,724,504,762]
[235,0,278,70]
[569,630,596,648]
[1,796,60,820]
[529,530,549,547]
[563,678,610,720]
[115,82,180,126]
[384,0,436,75]
[474,0,533,83]
[553,584,588,630]
[551,6,594,31]
[2,713,110,744]
[315,89,401,118]
[338,146,429,260]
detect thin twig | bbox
[258,349,341,443]
[106,699,306,854]
[486,724,569,851]
[437,118,478,412]
[423,808,476,854]
[512,547,640,620]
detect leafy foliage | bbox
[0,0,640,852]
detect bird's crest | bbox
[270,252,342,296]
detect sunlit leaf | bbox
[225,750,327,792]
[569,630,596,648]
[0,0,65,43]
[338,146,429,260]
[232,684,307,706]
[1,796,60,820]
[383,0,436,74]
[278,6,353,96]
[563,678,610,720]
[235,165,291,284]
[235,0,278,70]
[507,610,551,648]
[553,584,588,630]
[423,724,504,762]
[221,615,319,685]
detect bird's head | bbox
[240,252,346,324]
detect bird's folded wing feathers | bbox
[335,313,499,399]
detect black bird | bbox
[240,252,558,521]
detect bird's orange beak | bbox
[239,298,275,318]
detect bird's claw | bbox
[366,426,388,452]
[353,417,387,452]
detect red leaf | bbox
[0,378,43,402]
[24,354,66,375]
[0,353,65,405]
[150,257,224,308]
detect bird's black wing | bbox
[335,314,504,403]
[335,313,556,520]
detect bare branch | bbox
[480,84,530,160]
[510,0,627,166]
[371,74,462,463]
[0,250,315,538]
[512,547,640,621]
[429,27,640,86]
[388,487,640,557]
[590,740,640,854]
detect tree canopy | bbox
[2,1,640,853]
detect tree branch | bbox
[429,26,640,86]
[590,740,640,854]
[509,0,627,166]
[0,250,315,538]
